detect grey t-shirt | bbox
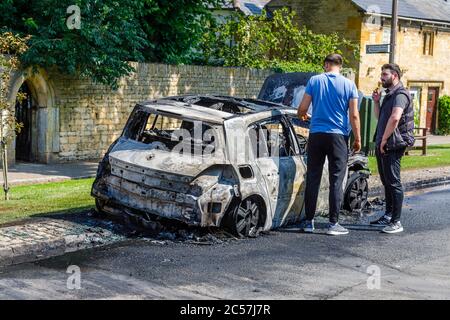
[376,91,409,145]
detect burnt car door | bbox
[250,115,307,227]
[287,114,331,215]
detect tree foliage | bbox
[0,31,29,200]
[0,0,221,88]
[438,95,450,135]
[0,31,29,140]
[1,0,147,88]
[1,3,359,87]
[201,8,360,72]
[140,0,222,65]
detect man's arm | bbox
[349,98,361,153]
[298,93,312,120]
[380,107,403,154]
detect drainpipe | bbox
[389,0,398,63]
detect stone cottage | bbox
[266,0,450,132]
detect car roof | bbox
[137,95,292,124]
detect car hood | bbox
[108,138,228,179]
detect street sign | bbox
[366,44,391,54]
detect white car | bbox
[92,94,369,237]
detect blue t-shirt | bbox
[305,73,359,136]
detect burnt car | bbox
[92,94,370,238]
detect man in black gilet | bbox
[371,63,415,234]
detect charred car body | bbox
[92,91,370,238]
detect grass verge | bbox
[0,178,95,225]
[368,144,450,174]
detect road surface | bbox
[1,186,450,300]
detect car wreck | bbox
[92,90,370,238]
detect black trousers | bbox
[305,133,348,224]
[375,147,406,223]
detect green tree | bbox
[0,31,29,200]
[1,0,148,88]
[0,0,222,88]
[201,8,359,72]
[139,0,222,65]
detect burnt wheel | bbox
[344,172,369,212]
[226,198,261,238]
[93,198,108,218]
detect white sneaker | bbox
[382,221,404,234]
[326,223,349,236]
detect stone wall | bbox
[49,63,273,162]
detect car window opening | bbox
[125,110,216,154]
[286,115,310,155]
[250,119,296,158]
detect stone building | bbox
[7,63,273,165]
[266,0,450,132]
[213,0,272,18]
[211,0,272,27]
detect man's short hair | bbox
[382,63,402,80]
[324,54,343,66]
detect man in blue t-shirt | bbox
[297,53,361,236]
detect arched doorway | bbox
[8,69,59,165]
[15,82,34,162]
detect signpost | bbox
[366,44,391,54]
[390,0,399,63]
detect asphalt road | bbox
[1,186,450,300]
